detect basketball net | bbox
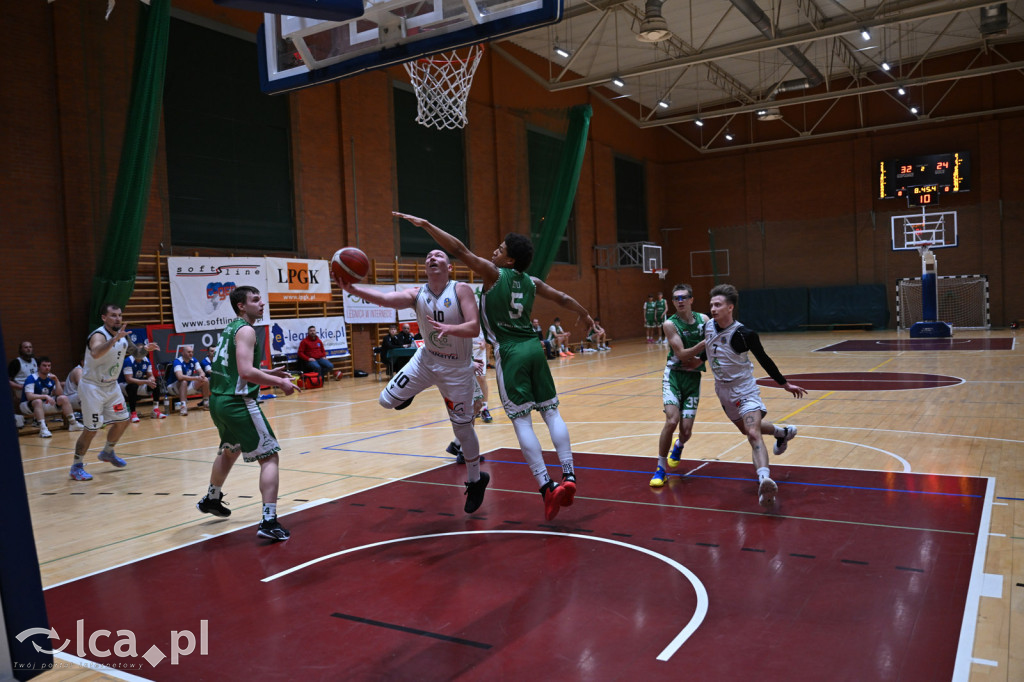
[403,45,484,130]
[655,268,668,280]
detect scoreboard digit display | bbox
[878,151,970,205]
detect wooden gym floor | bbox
[17,331,1023,681]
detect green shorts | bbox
[662,367,702,420]
[494,339,558,420]
[210,394,281,462]
[645,314,659,327]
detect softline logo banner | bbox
[168,257,270,333]
[342,285,397,324]
[265,257,332,303]
[270,316,349,360]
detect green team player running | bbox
[651,283,707,487]
[394,211,594,522]
[195,285,300,541]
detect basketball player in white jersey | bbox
[337,249,489,513]
[70,303,159,481]
[704,284,806,508]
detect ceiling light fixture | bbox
[695,119,704,127]
[725,132,734,141]
[881,61,891,71]
[897,86,906,96]
[657,99,670,109]
[910,105,919,114]
[553,45,570,59]
[637,0,671,43]
[860,29,871,41]
[612,77,625,88]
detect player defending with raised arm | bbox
[337,248,489,514]
[195,286,301,541]
[395,211,594,522]
[705,283,806,508]
[651,284,707,488]
[71,304,159,481]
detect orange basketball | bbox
[330,247,369,286]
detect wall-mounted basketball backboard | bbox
[257,0,563,94]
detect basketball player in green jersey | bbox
[651,284,707,487]
[643,294,658,343]
[394,211,594,522]
[653,291,668,343]
[195,285,300,541]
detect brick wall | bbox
[4,0,1024,381]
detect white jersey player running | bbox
[338,247,490,513]
[704,283,807,508]
[71,303,159,481]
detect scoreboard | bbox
[878,151,970,206]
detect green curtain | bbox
[527,104,592,280]
[89,0,171,326]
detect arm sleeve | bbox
[731,326,787,385]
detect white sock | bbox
[208,484,223,500]
[756,467,770,482]
[658,456,668,469]
[262,503,276,521]
[773,425,785,438]
[512,416,550,486]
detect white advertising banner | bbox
[167,257,270,333]
[396,283,423,322]
[264,257,332,303]
[269,316,349,360]
[342,285,397,325]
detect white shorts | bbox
[20,401,61,417]
[473,343,487,377]
[65,392,80,411]
[80,380,129,431]
[714,378,766,422]
[169,380,201,394]
[380,351,477,425]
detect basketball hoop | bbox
[654,268,668,280]
[403,44,484,130]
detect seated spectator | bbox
[167,345,210,416]
[200,346,215,378]
[397,323,416,347]
[122,347,166,421]
[587,318,610,351]
[20,356,83,438]
[548,317,573,357]
[531,318,556,359]
[298,325,334,382]
[64,364,83,412]
[9,340,37,398]
[381,324,415,374]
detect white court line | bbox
[42,462,453,589]
[262,530,709,662]
[971,658,998,667]
[952,476,996,682]
[573,431,911,472]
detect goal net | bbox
[896,275,989,330]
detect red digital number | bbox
[901,165,913,174]
[920,193,932,204]
[936,161,949,170]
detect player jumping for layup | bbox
[338,247,489,514]
[395,211,594,521]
